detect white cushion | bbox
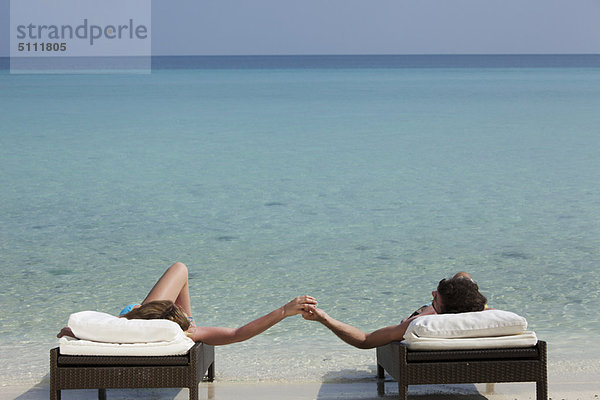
[68,311,184,344]
[405,309,528,339]
[403,331,538,350]
[59,336,195,356]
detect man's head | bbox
[433,275,487,314]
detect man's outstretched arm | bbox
[302,305,412,349]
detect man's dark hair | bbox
[437,276,487,314]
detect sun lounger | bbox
[375,310,547,400]
[50,342,214,400]
[50,311,215,400]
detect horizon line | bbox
[2,53,600,59]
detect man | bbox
[302,272,487,349]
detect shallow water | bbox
[1,60,599,383]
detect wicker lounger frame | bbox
[376,340,547,400]
[50,342,214,400]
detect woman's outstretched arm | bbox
[187,295,316,345]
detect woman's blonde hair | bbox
[123,300,190,331]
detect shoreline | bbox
[3,351,599,385]
[3,341,599,388]
[3,364,599,400]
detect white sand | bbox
[3,358,598,399]
[2,379,599,400]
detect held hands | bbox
[301,304,328,322]
[283,295,328,323]
[282,295,317,317]
[283,295,328,322]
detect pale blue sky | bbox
[1,0,599,56]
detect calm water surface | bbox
[0,56,599,383]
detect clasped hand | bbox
[282,295,317,316]
[281,295,327,322]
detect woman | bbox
[58,262,317,345]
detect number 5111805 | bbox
[18,42,67,52]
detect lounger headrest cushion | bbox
[68,311,185,343]
[406,309,528,339]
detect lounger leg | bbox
[50,348,60,400]
[206,361,215,382]
[189,384,199,400]
[536,379,548,400]
[98,388,106,400]
[376,379,385,396]
[376,364,385,379]
[398,383,407,400]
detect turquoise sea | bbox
[1,55,599,384]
